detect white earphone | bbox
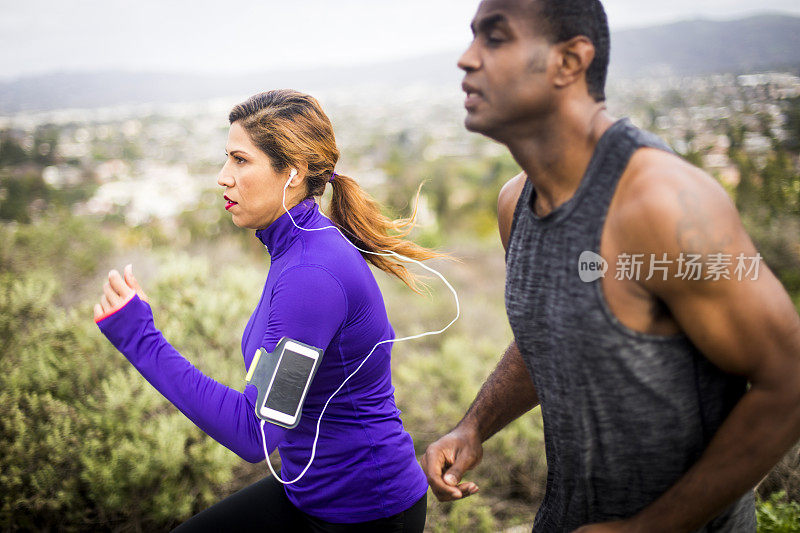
[259,169,460,485]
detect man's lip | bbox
[462,80,483,110]
[461,80,482,96]
[465,92,483,110]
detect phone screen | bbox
[264,349,316,415]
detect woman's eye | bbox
[224,153,245,164]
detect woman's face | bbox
[218,121,304,230]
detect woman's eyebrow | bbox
[225,149,250,157]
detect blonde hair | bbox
[229,89,444,291]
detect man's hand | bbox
[420,425,482,501]
[421,341,538,501]
[93,264,149,321]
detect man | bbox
[420,0,800,531]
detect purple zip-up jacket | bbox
[96,197,428,523]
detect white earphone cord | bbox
[259,173,460,485]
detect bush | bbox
[426,496,497,533]
[0,214,112,286]
[0,247,265,530]
[3,209,800,531]
[757,491,800,533]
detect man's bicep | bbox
[637,179,800,380]
[662,269,799,379]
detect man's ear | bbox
[552,35,595,92]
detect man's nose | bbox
[457,40,480,72]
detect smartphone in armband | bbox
[245,338,323,429]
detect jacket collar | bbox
[255,197,318,257]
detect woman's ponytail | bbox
[328,174,444,293]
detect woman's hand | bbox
[93,264,149,321]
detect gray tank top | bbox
[504,118,756,532]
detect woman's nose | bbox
[217,166,234,188]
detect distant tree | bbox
[783,96,800,154]
[425,160,454,222]
[683,150,704,167]
[760,148,798,217]
[726,121,747,156]
[122,139,143,160]
[645,104,659,130]
[756,111,774,138]
[381,135,425,218]
[0,170,48,223]
[32,125,59,166]
[0,133,28,166]
[732,150,759,213]
[664,89,685,109]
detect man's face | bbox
[458,0,555,139]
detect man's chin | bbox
[464,114,500,140]
[464,113,486,133]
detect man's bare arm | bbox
[420,173,538,502]
[421,341,539,501]
[460,341,539,441]
[578,151,800,532]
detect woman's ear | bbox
[287,162,308,188]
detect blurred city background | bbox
[2,1,800,531]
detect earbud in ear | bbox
[289,168,297,179]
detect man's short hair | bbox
[532,0,610,102]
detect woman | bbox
[93,90,443,532]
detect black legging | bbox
[171,475,427,533]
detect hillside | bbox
[1,13,799,113]
[611,14,800,77]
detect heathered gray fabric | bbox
[504,118,756,532]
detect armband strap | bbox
[245,348,262,384]
[245,337,324,426]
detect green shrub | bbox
[0,213,112,283]
[3,208,800,531]
[0,249,264,530]
[758,491,800,533]
[426,496,497,533]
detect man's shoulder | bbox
[610,147,741,255]
[498,172,527,250]
[615,148,730,223]
[499,172,527,202]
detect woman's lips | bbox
[224,195,238,210]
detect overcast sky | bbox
[2,0,800,81]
